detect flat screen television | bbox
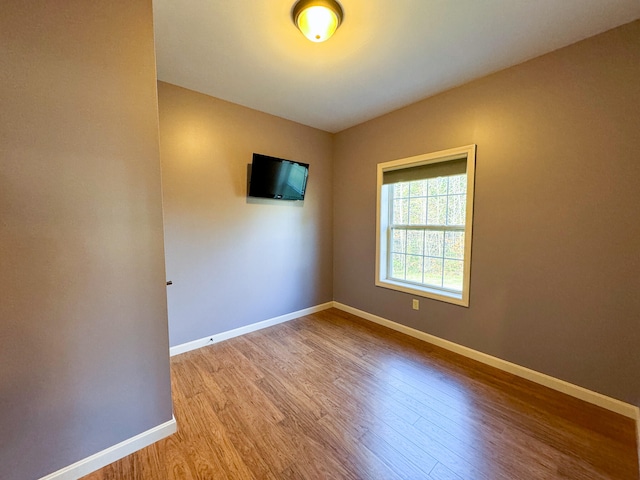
[248,153,309,201]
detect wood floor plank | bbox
[234,335,334,420]
[82,308,639,480]
[429,462,464,480]
[359,429,437,480]
[278,414,400,480]
[177,392,255,480]
[254,365,404,480]
[340,310,631,444]
[204,377,293,476]
[295,315,525,447]
[315,310,639,478]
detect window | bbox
[376,145,476,306]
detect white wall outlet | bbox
[412,299,419,310]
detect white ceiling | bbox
[153,0,640,133]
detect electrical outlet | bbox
[412,299,419,310]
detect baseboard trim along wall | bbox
[170,302,334,357]
[39,416,177,480]
[333,302,638,419]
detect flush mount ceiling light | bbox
[292,0,344,43]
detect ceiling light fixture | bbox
[292,0,344,43]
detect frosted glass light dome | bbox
[292,0,343,43]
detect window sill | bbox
[375,278,469,307]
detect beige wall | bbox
[158,82,333,347]
[0,2,173,479]
[333,20,640,406]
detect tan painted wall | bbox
[333,20,640,405]
[0,2,173,479]
[158,82,333,347]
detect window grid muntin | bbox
[388,174,467,293]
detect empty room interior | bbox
[2,1,640,479]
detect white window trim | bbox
[375,144,476,307]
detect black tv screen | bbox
[248,153,309,201]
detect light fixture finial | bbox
[292,0,344,43]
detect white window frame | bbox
[375,144,476,307]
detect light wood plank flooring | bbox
[83,308,639,479]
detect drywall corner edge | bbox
[333,302,637,419]
[39,416,177,480]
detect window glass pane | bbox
[406,230,424,255]
[423,258,443,287]
[393,199,408,224]
[394,183,409,198]
[409,179,427,197]
[392,254,406,279]
[406,255,423,283]
[427,196,447,225]
[428,177,448,196]
[443,259,464,291]
[392,229,406,254]
[448,174,467,195]
[444,232,465,260]
[425,230,444,257]
[409,198,427,225]
[446,194,466,226]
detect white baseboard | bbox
[170,302,334,356]
[333,302,637,419]
[39,416,177,480]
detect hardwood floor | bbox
[83,308,639,479]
